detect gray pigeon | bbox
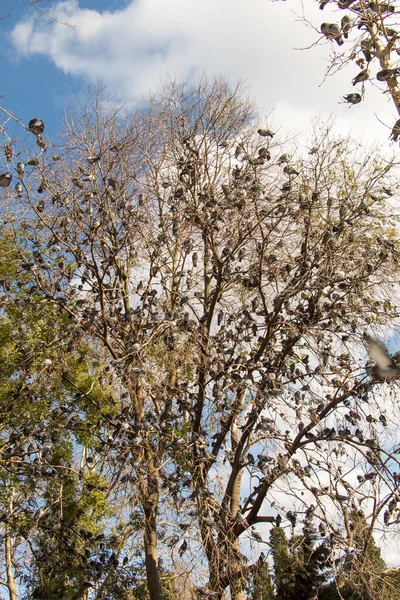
[329,23,344,45]
[321,22,331,37]
[257,129,274,138]
[361,39,373,62]
[28,118,45,135]
[343,93,361,104]
[341,15,351,38]
[0,173,12,188]
[283,165,299,176]
[352,69,369,85]
[15,183,23,198]
[278,154,290,165]
[390,119,400,141]
[377,68,400,81]
[364,334,400,380]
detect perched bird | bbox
[178,540,188,556]
[4,145,12,162]
[390,118,400,141]
[361,39,373,62]
[258,147,271,160]
[86,154,100,164]
[364,334,400,379]
[278,154,290,164]
[343,93,362,104]
[319,0,330,8]
[15,182,23,198]
[251,528,263,542]
[235,510,249,526]
[370,1,395,12]
[257,128,274,137]
[338,0,356,6]
[0,173,12,188]
[352,69,369,85]
[286,511,297,527]
[341,15,351,38]
[36,135,48,151]
[376,68,400,81]
[329,23,344,45]
[26,157,40,167]
[36,199,45,212]
[275,514,282,527]
[16,162,25,176]
[283,165,299,176]
[28,118,45,135]
[321,22,331,37]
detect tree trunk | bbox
[5,525,17,600]
[230,419,245,600]
[143,447,163,600]
[144,510,164,600]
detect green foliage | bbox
[246,557,274,600]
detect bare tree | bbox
[1,77,400,600]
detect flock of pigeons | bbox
[1,118,400,383]
[0,118,45,189]
[318,1,400,140]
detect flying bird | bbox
[28,118,45,135]
[0,173,12,188]
[364,334,400,380]
[343,93,362,104]
[352,69,369,85]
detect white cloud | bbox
[9,0,400,146]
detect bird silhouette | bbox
[364,334,400,380]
